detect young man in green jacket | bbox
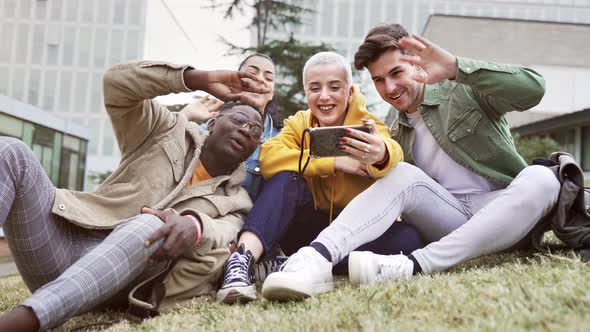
[261,23,560,300]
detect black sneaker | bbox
[216,244,256,304]
[254,256,288,283]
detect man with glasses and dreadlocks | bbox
[0,60,269,331]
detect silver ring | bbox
[363,152,368,159]
[364,145,370,153]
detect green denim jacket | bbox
[390,57,546,185]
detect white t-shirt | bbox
[406,111,503,194]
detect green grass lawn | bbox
[1,245,589,331]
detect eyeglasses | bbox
[218,113,264,140]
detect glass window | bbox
[28,69,41,106]
[62,26,75,66]
[369,0,383,24]
[128,0,142,25]
[31,124,56,178]
[88,120,99,154]
[32,24,45,65]
[77,27,92,67]
[42,70,57,111]
[126,30,139,60]
[47,45,59,65]
[74,72,89,112]
[65,0,78,21]
[35,0,48,19]
[113,0,125,24]
[58,71,73,112]
[19,0,32,19]
[81,0,95,22]
[50,0,63,21]
[22,122,34,146]
[67,152,80,189]
[352,0,365,38]
[582,126,590,171]
[63,135,81,151]
[41,145,53,175]
[78,140,87,189]
[59,138,86,190]
[51,132,62,183]
[0,113,23,138]
[91,73,104,113]
[338,0,351,38]
[5,0,17,18]
[0,67,9,95]
[0,23,15,62]
[97,0,111,24]
[15,24,31,64]
[321,0,334,36]
[94,28,108,67]
[109,29,124,65]
[103,120,114,156]
[12,68,25,100]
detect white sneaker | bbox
[348,251,414,285]
[261,247,334,301]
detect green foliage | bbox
[89,170,113,185]
[209,0,334,118]
[513,134,561,165]
[208,0,312,46]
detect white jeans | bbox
[315,162,560,273]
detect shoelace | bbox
[261,257,286,274]
[224,253,249,283]
[279,249,313,272]
[375,258,410,282]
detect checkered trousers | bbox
[0,137,163,330]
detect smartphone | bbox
[309,125,370,158]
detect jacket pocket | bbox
[447,108,498,161]
[161,139,184,183]
[448,107,481,142]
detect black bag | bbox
[531,152,590,261]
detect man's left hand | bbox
[142,207,198,260]
[399,34,458,84]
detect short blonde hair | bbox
[303,52,353,88]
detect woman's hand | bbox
[337,119,388,166]
[334,156,369,177]
[180,95,225,123]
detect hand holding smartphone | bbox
[309,125,370,158]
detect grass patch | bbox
[1,247,589,331]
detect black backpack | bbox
[530,152,590,261]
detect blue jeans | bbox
[240,171,424,273]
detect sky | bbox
[144,0,253,105]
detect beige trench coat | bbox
[52,61,252,309]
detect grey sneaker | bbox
[216,244,256,304]
[254,255,288,283]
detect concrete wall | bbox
[423,15,590,67]
[423,15,590,127]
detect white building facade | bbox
[0,0,147,187]
[273,0,590,117]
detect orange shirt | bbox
[189,161,212,186]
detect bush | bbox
[513,134,561,164]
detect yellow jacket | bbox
[260,86,403,212]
